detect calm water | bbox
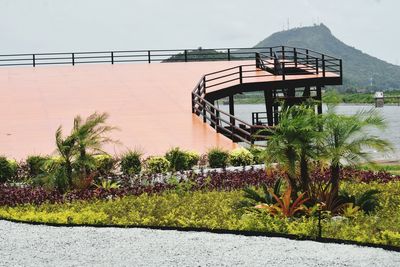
[219,103,400,161]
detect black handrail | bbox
[191,49,342,144]
[0,46,342,68]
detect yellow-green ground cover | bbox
[1,181,399,247]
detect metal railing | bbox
[191,47,342,144]
[252,112,269,125]
[0,47,268,67]
[191,63,281,144]
[192,78,264,144]
[255,46,342,80]
[0,46,342,73]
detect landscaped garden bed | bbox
[1,167,400,248]
[1,108,400,249]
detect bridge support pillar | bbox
[273,89,279,125]
[303,86,311,97]
[264,90,274,126]
[316,85,323,114]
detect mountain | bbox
[254,24,400,92]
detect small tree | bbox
[261,105,321,194]
[72,112,117,175]
[52,112,117,190]
[321,109,392,198]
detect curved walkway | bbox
[1,220,399,266]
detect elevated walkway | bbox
[192,47,342,144]
[0,46,342,159]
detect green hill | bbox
[254,24,400,92]
[163,49,233,62]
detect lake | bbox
[218,103,400,161]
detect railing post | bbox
[229,95,235,140]
[282,62,286,80]
[228,49,231,61]
[33,54,36,67]
[184,50,188,62]
[191,93,195,114]
[316,58,319,75]
[255,53,260,68]
[72,53,75,66]
[281,46,285,60]
[339,59,343,82]
[322,54,326,77]
[210,105,216,129]
[269,47,273,57]
[111,52,114,64]
[294,48,297,68]
[239,66,243,84]
[202,100,207,123]
[148,51,151,63]
[215,110,220,132]
[306,49,309,65]
[203,76,206,93]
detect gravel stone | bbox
[1,220,399,266]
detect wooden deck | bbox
[0,61,248,159]
[0,59,339,159]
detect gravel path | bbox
[1,220,399,266]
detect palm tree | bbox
[72,112,118,175]
[55,126,77,187]
[262,105,320,194]
[53,112,118,189]
[321,109,392,198]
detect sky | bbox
[1,0,399,65]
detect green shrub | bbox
[26,155,50,177]
[120,151,142,175]
[39,157,65,173]
[0,156,17,183]
[33,157,67,190]
[49,167,69,193]
[248,147,264,164]
[228,148,254,166]
[207,147,229,168]
[186,151,200,169]
[165,147,189,171]
[380,230,400,246]
[146,156,170,174]
[93,154,115,175]
[95,179,120,190]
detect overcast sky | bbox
[1,0,398,65]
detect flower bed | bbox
[1,167,400,206]
[1,181,399,247]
